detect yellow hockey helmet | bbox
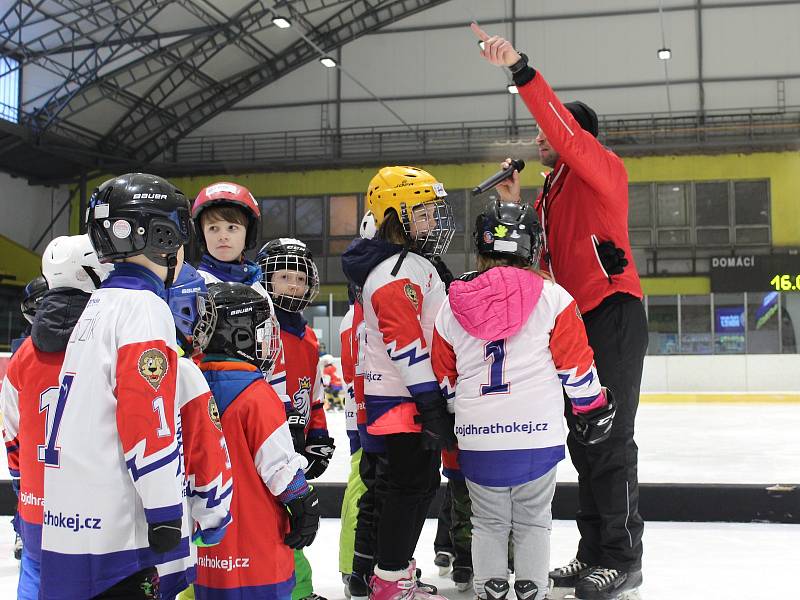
[365,166,455,257]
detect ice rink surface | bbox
[0,402,794,598]
[0,518,793,600]
[317,403,799,485]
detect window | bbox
[261,198,289,240]
[734,181,770,245]
[647,295,679,355]
[329,195,358,236]
[629,184,652,228]
[695,182,730,246]
[0,55,20,123]
[295,197,324,236]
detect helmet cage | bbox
[199,297,281,373]
[261,253,320,313]
[400,198,456,258]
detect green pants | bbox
[339,448,367,574]
[293,548,314,600]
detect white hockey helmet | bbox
[320,354,335,366]
[359,211,377,240]
[42,234,114,293]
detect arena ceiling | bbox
[0,0,799,184]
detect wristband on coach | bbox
[508,52,529,74]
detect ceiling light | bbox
[507,84,519,94]
[272,16,291,29]
[319,56,337,68]
[657,47,672,60]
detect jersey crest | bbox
[292,376,312,416]
[138,348,168,390]
[404,283,419,310]
[208,396,223,432]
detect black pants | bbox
[352,450,389,579]
[433,479,473,569]
[92,567,160,599]
[565,294,648,572]
[377,433,441,572]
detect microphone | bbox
[472,159,525,194]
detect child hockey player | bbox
[158,264,234,600]
[194,282,320,599]
[431,200,616,600]
[11,275,48,353]
[39,173,192,599]
[2,235,111,600]
[8,274,49,563]
[257,237,334,600]
[337,296,365,588]
[192,181,263,288]
[341,166,456,600]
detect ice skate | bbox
[484,578,510,600]
[549,558,591,588]
[574,568,642,600]
[434,551,454,576]
[452,566,473,592]
[370,565,447,600]
[349,572,371,600]
[514,579,538,600]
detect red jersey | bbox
[196,360,307,597]
[0,337,60,561]
[269,326,328,439]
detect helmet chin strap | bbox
[164,254,178,288]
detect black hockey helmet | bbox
[256,238,320,313]
[473,200,543,266]
[20,275,49,324]
[87,173,192,272]
[198,282,281,373]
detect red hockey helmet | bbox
[192,182,261,250]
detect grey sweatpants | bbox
[466,467,557,600]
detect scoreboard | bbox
[709,254,800,293]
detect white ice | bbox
[0,518,793,600]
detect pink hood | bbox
[449,267,544,341]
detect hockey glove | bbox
[148,518,183,554]
[595,240,628,276]
[285,408,308,454]
[303,436,336,480]
[571,389,616,446]
[284,487,321,549]
[414,391,457,452]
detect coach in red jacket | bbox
[472,24,648,600]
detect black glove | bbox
[285,408,308,454]
[148,518,183,554]
[571,389,616,446]
[595,240,628,277]
[457,270,479,283]
[284,487,321,549]
[303,436,335,480]
[413,391,457,451]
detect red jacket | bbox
[518,71,642,313]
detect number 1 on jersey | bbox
[481,340,510,395]
[38,374,75,468]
